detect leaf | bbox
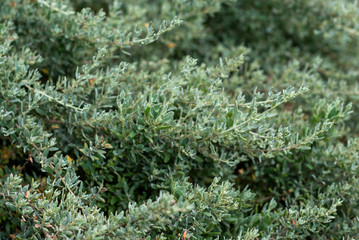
[145,106,151,116]
[66,155,73,163]
[164,153,171,163]
[104,143,113,149]
[129,131,136,138]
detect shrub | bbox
[1,0,358,239]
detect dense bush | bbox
[1,0,359,239]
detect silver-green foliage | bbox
[0,0,358,239]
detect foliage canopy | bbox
[1,0,359,239]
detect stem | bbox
[25,85,83,112]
